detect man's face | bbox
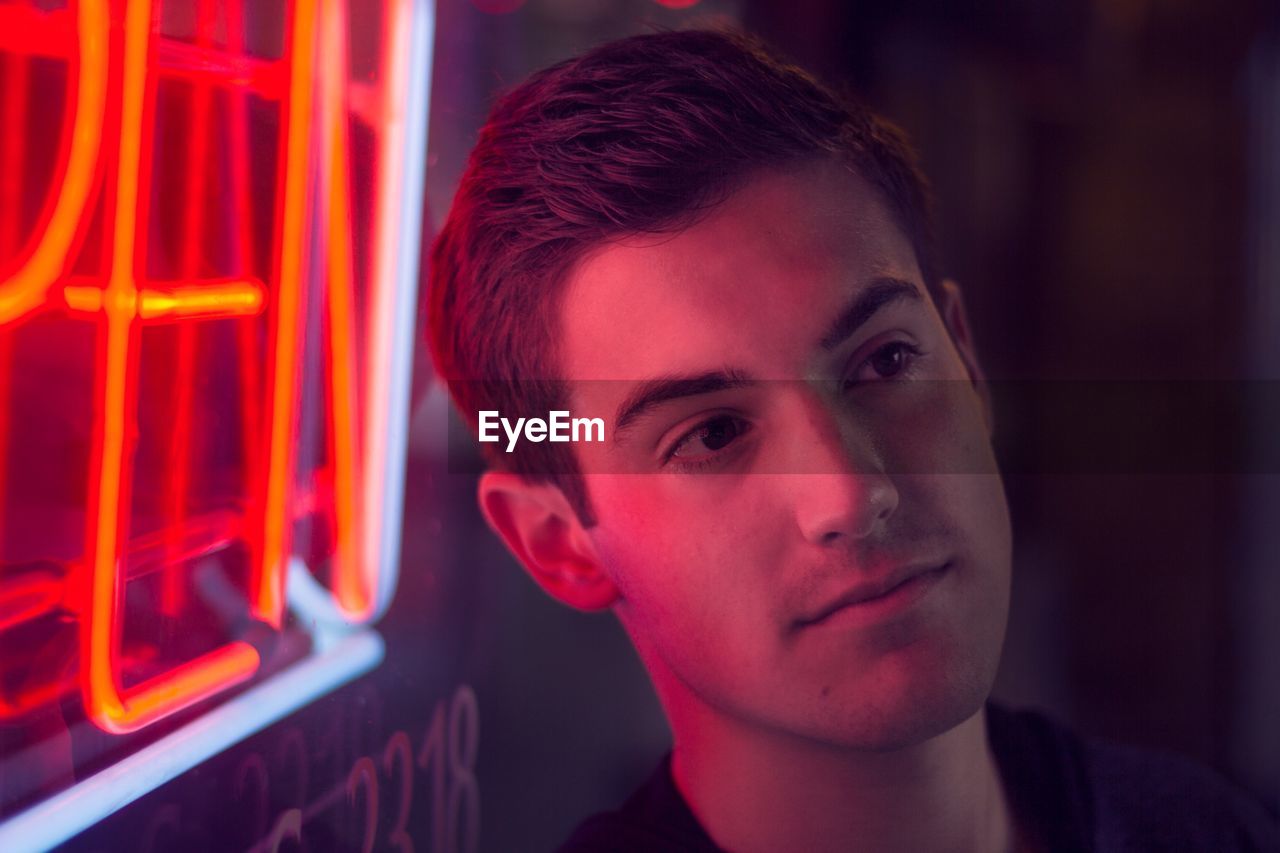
[558,159,1012,750]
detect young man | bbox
[429,29,1278,852]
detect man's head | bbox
[430,30,1011,751]
[430,29,939,525]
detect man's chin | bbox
[786,653,995,752]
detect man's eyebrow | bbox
[818,277,923,352]
[613,368,755,442]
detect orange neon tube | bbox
[314,0,414,622]
[320,0,369,619]
[81,0,260,734]
[64,281,266,318]
[256,0,319,627]
[0,0,108,325]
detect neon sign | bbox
[0,0,427,744]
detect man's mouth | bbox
[795,561,953,630]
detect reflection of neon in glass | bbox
[0,0,426,733]
[0,630,388,853]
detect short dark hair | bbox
[429,28,939,526]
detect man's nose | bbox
[781,395,899,545]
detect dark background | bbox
[418,0,1280,851]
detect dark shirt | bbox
[557,704,1280,852]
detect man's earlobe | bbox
[477,472,619,611]
[939,278,995,431]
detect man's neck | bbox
[669,705,1015,853]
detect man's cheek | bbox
[877,383,998,475]
[588,474,673,526]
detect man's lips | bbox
[795,561,953,629]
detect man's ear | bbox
[477,471,618,611]
[938,278,994,431]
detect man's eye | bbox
[850,341,923,384]
[668,415,751,463]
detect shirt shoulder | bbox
[559,709,1280,853]
[555,755,722,853]
[989,703,1280,853]
[1083,733,1280,852]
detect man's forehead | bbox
[557,160,923,387]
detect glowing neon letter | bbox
[0,0,108,325]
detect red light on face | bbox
[0,0,417,734]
